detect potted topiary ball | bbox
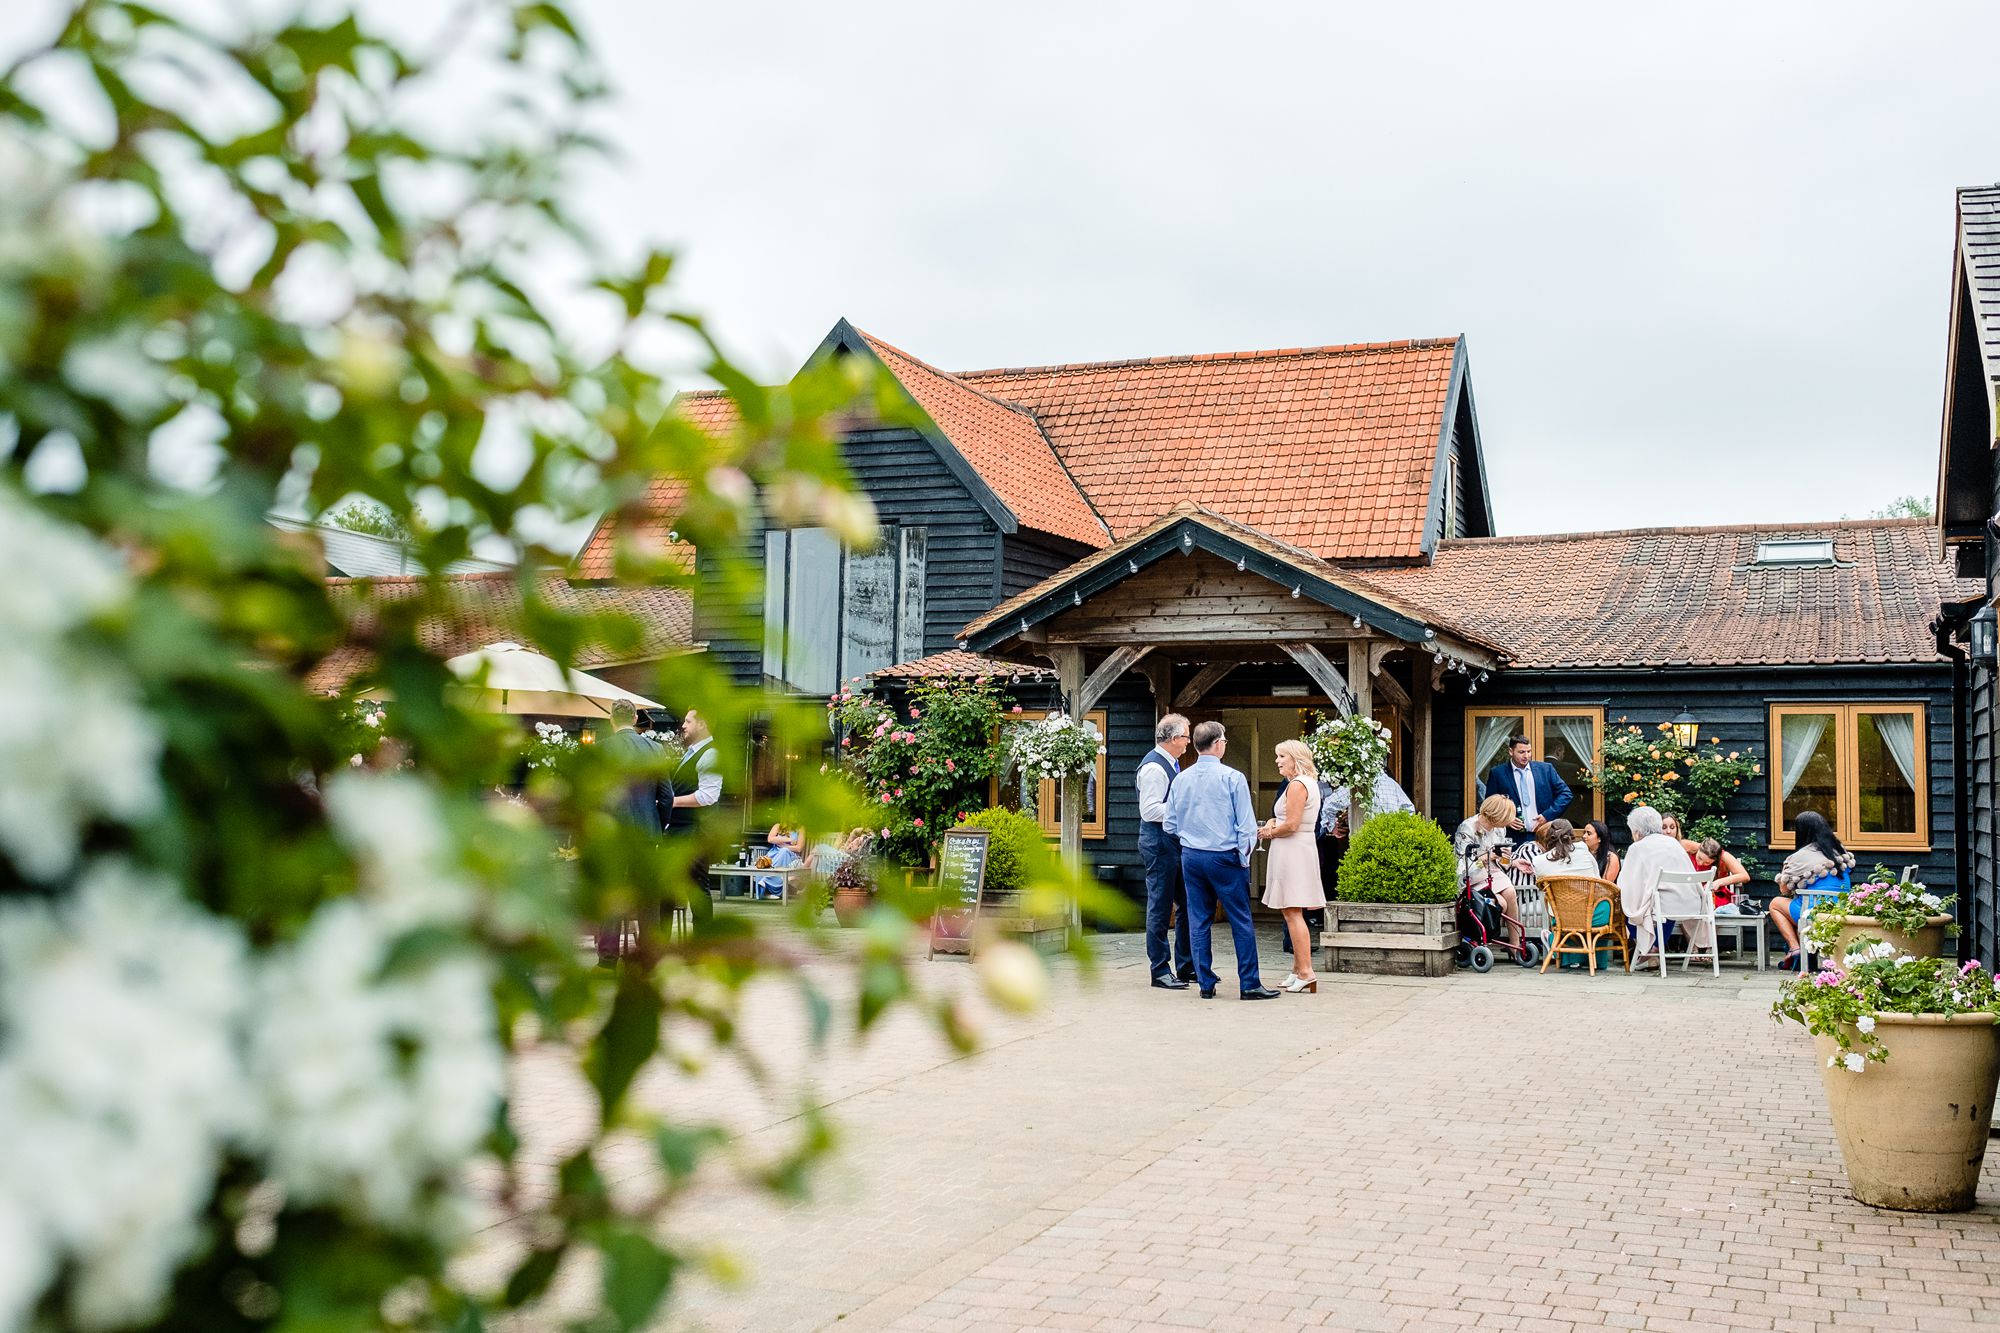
[1328,811,1460,977]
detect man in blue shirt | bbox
[1164,720,1279,1000]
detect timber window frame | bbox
[991,709,1109,841]
[762,525,927,694]
[1464,706,1606,825]
[1768,702,1928,852]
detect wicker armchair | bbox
[1539,875,1630,975]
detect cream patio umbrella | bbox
[440,641,663,717]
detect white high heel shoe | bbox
[1281,974,1318,994]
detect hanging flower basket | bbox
[1004,714,1102,790]
[1305,714,1391,825]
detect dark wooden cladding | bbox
[698,425,1001,686]
[1429,664,1961,895]
[1001,532,1093,599]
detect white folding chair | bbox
[1795,884,1846,972]
[1646,868,1718,978]
[1900,865,1919,884]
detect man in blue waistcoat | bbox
[1136,713,1195,988]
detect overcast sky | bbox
[566,0,1997,534]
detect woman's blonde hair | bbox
[1479,794,1517,825]
[1274,738,1317,780]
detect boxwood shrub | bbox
[1336,811,1459,904]
[960,807,1048,896]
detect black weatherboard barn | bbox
[581,313,1974,909]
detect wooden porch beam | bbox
[1371,664,1412,714]
[1173,662,1236,711]
[1412,660,1433,815]
[1078,644,1150,714]
[1053,644,1085,928]
[1279,643,1355,716]
[1138,656,1173,721]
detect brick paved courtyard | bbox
[498,923,2000,1332]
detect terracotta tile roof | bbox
[1365,519,1979,669]
[959,504,1506,659]
[868,650,1053,681]
[957,338,1461,561]
[854,331,1109,548]
[309,570,697,693]
[572,386,735,579]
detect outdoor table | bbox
[1710,913,1769,971]
[707,863,805,903]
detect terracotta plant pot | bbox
[1813,1012,2000,1211]
[1822,915,1954,962]
[832,886,870,926]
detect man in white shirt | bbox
[1136,713,1194,988]
[664,709,722,827]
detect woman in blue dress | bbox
[1767,810,1855,968]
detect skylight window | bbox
[1752,539,1836,567]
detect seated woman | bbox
[1527,818,1599,880]
[754,822,806,899]
[1455,794,1524,951]
[1767,810,1856,968]
[1618,805,1708,962]
[1582,819,1621,882]
[1693,838,1751,913]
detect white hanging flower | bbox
[0,861,252,1330]
[1842,1052,1867,1073]
[324,772,475,930]
[1856,1015,1877,1034]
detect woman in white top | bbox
[1528,819,1599,881]
[1454,794,1523,951]
[1258,739,1324,993]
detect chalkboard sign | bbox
[928,826,991,958]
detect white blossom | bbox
[1857,1015,1877,1034]
[0,487,162,880]
[0,861,252,1330]
[249,896,503,1232]
[324,771,475,930]
[1843,1052,1867,1073]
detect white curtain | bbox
[1471,716,1520,798]
[1870,712,1919,792]
[1780,712,1832,798]
[1549,715,1596,774]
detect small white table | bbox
[707,864,805,903]
[1710,914,1770,971]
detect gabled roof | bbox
[958,504,1506,661]
[576,323,1478,571]
[1366,520,1978,670]
[309,570,698,694]
[849,328,1109,548]
[1938,185,2000,551]
[958,337,1469,561]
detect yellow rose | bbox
[1622,791,1638,802]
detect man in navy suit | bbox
[1483,734,1572,846]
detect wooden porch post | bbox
[1054,644,1085,926]
[1346,641,1373,720]
[1412,658,1433,816]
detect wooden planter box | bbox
[1322,901,1458,977]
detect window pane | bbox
[1778,712,1840,833]
[840,540,896,681]
[1856,711,1919,835]
[1471,714,1527,799]
[761,529,787,682]
[1538,713,1596,816]
[785,528,841,695]
[897,527,928,663]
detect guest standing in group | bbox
[1582,819,1622,882]
[597,699,663,964]
[1136,713,1195,989]
[1258,739,1324,994]
[1618,806,1706,961]
[1767,810,1856,967]
[1163,721,1279,1000]
[661,707,722,920]
[1482,735,1573,847]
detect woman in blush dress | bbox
[1259,739,1325,994]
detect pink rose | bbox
[1011,705,1023,715]
[945,759,956,772]
[913,818,924,828]
[879,793,891,804]
[840,737,852,747]
[910,708,921,720]
[880,826,890,838]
